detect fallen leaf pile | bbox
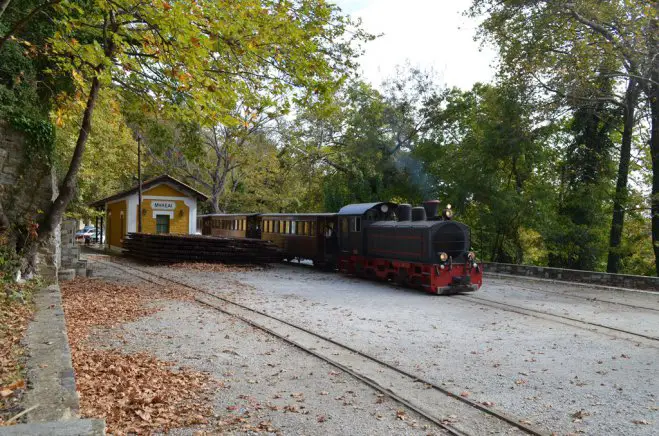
[169,262,263,273]
[0,283,35,426]
[60,278,217,434]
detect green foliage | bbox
[53,88,138,217]
[7,111,55,165]
[416,82,558,263]
[0,233,21,283]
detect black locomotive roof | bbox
[338,202,397,216]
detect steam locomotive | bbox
[197,200,482,295]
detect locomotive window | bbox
[340,218,348,233]
[353,217,361,232]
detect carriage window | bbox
[309,222,315,236]
[275,220,280,233]
[353,217,361,232]
[291,221,297,235]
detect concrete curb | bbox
[0,284,105,435]
[23,284,79,422]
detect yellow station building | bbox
[90,175,208,250]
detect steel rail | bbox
[497,284,659,313]
[96,258,548,436]
[457,295,658,343]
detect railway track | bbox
[276,260,659,344]
[457,294,659,344]
[95,257,549,436]
[490,279,659,313]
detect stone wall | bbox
[0,120,59,282]
[60,219,88,280]
[484,262,659,291]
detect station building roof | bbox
[89,175,208,208]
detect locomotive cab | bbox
[336,202,398,257]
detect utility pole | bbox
[137,133,143,233]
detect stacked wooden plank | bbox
[122,233,282,264]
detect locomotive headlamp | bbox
[446,204,452,209]
[443,208,453,219]
[467,251,476,261]
[439,252,448,262]
[380,204,389,213]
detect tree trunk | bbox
[606,79,639,273]
[649,4,659,276]
[650,92,659,276]
[39,75,102,238]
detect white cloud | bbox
[334,0,497,90]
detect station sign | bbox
[151,200,176,210]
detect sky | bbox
[333,0,497,90]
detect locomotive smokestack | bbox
[422,200,440,218]
[397,204,412,221]
[411,206,427,221]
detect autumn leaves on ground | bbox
[0,282,35,426]
[60,278,218,434]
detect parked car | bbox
[75,226,95,241]
[75,226,105,243]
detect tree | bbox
[35,0,371,247]
[139,102,280,213]
[471,0,657,274]
[416,83,556,263]
[53,88,138,216]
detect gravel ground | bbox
[130,261,659,436]
[88,260,448,435]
